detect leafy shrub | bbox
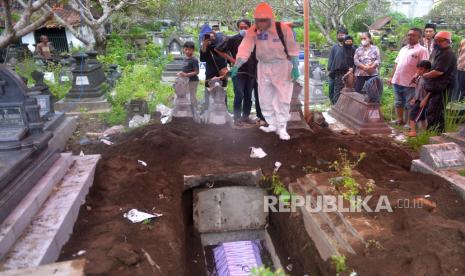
[405,129,439,151]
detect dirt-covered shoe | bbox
[276,128,290,140]
[259,125,277,133]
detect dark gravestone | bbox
[59,53,73,83]
[127,100,149,117]
[66,52,108,99]
[28,71,54,118]
[86,50,99,65]
[0,65,58,223]
[329,69,390,135]
[107,64,121,88]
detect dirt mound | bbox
[59,118,465,275]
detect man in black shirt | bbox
[423,31,457,132]
[216,19,261,126]
[327,28,349,104]
[200,32,228,109]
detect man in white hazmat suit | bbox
[230,2,300,140]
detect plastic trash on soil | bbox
[274,161,282,172]
[101,139,114,145]
[138,160,147,166]
[250,147,267,158]
[156,104,173,124]
[123,209,163,223]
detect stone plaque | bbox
[420,143,465,170]
[31,94,51,117]
[44,72,55,83]
[0,106,25,127]
[75,76,89,86]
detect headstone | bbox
[151,32,164,46]
[28,71,54,118]
[193,186,266,233]
[309,67,329,105]
[419,143,465,170]
[166,34,183,56]
[287,83,309,130]
[58,55,72,84]
[106,64,121,87]
[85,50,99,65]
[329,69,390,135]
[126,99,148,117]
[436,125,465,151]
[0,65,57,223]
[172,77,195,118]
[66,52,108,99]
[204,79,231,125]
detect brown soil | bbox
[59,118,465,276]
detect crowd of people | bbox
[328,23,465,136]
[179,2,465,139]
[179,2,299,140]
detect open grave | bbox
[53,118,465,275]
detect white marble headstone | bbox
[420,143,465,170]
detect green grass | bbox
[405,129,439,151]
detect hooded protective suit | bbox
[233,2,299,140]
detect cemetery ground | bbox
[57,116,465,275]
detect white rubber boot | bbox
[259,125,277,133]
[276,127,290,140]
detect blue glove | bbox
[291,56,300,81]
[230,66,239,78]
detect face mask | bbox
[361,39,369,46]
[344,44,352,49]
[239,30,246,37]
[337,37,344,43]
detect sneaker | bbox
[276,128,290,140]
[259,125,277,133]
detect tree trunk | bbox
[91,26,107,53]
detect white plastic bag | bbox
[123,209,162,223]
[250,147,267,158]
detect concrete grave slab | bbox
[412,143,465,199]
[0,154,100,270]
[0,259,85,276]
[0,153,73,260]
[288,172,373,261]
[193,186,267,234]
[184,169,263,190]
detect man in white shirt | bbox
[389,28,429,125]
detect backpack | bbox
[362,76,383,103]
